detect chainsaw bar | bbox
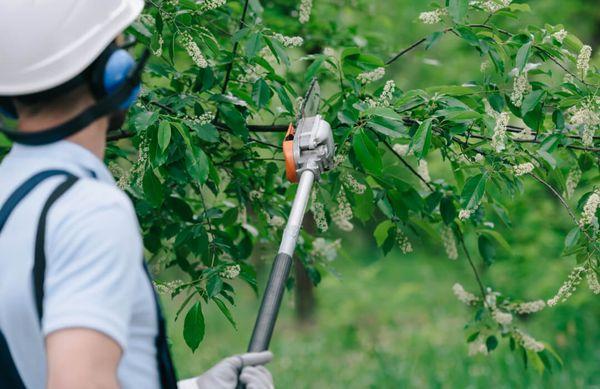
[298,78,320,121]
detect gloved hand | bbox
[177,351,274,389]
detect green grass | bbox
[163,246,600,388]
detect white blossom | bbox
[480,61,490,73]
[357,67,385,84]
[182,32,208,68]
[192,111,215,126]
[154,280,184,295]
[249,189,263,200]
[332,190,354,231]
[548,265,586,306]
[273,33,304,48]
[452,283,479,305]
[267,214,286,228]
[441,226,458,260]
[577,45,592,77]
[311,238,342,262]
[579,190,600,228]
[344,174,366,194]
[379,80,396,107]
[515,330,544,352]
[417,160,431,191]
[567,103,599,147]
[474,154,485,163]
[514,300,546,314]
[491,112,510,152]
[587,268,600,295]
[492,309,513,325]
[154,35,164,57]
[396,229,413,254]
[513,162,534,177]
[197,0,226,12]
[219,264,241,279]
[565,167,581,199]
[510,73,529,108]
[392,143,411,157]
[311,192,328,232]
[468,335,489,356]
[298,0,313,24]
[459,209,474,221]
[418,8,447,24]
[552,29,568,44]
[478,0,512,13]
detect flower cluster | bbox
[154,280,184,295]
[249,189,264,200]
[311,191,328,232]
[565,167,581,199]
[367,80,398,108]
[510,73,530,107]
[552,29,568,44]
[417,160,431,190]
[273,33,304,48]
[344,174,366,194]
[492,309,513,325]
[468,335,489,356]
[588,268,600,295]
[197,0,226,12]
[548,265,586,306]
[452,283,479,305]
[219,264,241,279]
[513,300,546,314]
[192,112,215,126]
[332,190,354,231]
[311,238,342,262]
[298,0,312,24]
[459,209,474,221]
[475,0,512,13]
[418,8,447,24]
[579,190,600,228]
[392,143,411,157]
[514,329,545,352]
[267,214,285,228]
[441,226,458,260]
[357,67,385,84]
[396,229,413,254]
[491,112,510,152]
[577,45,592,76]
[154,35,164,57]
[181,32,208,68]
[567,102,599,147]
[513,162,534,177]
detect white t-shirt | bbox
[0,141,161,389]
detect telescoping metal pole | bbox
[247,170,315,352]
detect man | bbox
[0,1,274,388]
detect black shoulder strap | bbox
[32,176,79,322]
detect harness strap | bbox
[33,176,79,321]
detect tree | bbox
[5,0,597,371]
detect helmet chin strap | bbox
[0,49,149,146]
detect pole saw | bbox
[238,79,335,387]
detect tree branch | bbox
[220,0,251,96]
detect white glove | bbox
[177,351,274,389]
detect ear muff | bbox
[0,97,17,119]
[89,44,141,110]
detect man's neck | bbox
[17,108,109,160]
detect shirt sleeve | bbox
[41,182,143,350]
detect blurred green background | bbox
[163,1,600,387]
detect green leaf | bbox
[521,90,545,116]
[183,302,205,352]
[207,274,223,298]
[486,335,498,352]
[143,169,164,207]
[213,297,237,329]
[478,234,496,266]
[185,146,209,184]
[244,32,263,58]
[252,79,272,109]
[448,0,468,23]
[478,229,511,252]
[515,42,532,73]
[374,220,394,247]
[158,121,172,152]
[410,119,433,159]
[425,31,444,50]
[461,173,488,210]
[219,105,248,139]
[353,129,383,174]
[440,196,457,225]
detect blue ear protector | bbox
[0,45,150,145]
[90,43,142,111]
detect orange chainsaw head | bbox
[283,123,298,182]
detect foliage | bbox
[14,0,594,370]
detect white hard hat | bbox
[0,0,144,96]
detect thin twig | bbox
[220,0,251,96]
[378,134,435,191]
[456,226,488,299]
